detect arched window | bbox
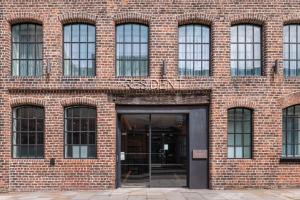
[12,106,44,158]
[231,24,262,76]
[228,108,252,158]
[12,23,43,76]
[283,25,300,77]
[116,23,148,77]
[282,105,300,157]
[178,24,210,76]
[64,106,96,158]
[63,23,96,76]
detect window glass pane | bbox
[186,25,193,43]
[194,44,201,60]
[203,44,209,60]
[64,25,71,42]
[290,44,297,60]
[238,44,245,59]
[36,25,43,42]
[253,26,261,43]
[20,24,28,42]
[228,147,234,158]
[28,44,35,59]
[254,44,261,59]
[132,24,140,42]
[28,60,35,76]
[238,25,245,43]
[88,43,95,59]
[246,25,253,43]
[231,61,237,76]
[246,44,253,59]
[12,61,19,76]
[235,147,243,158]
[231,44,237,60]
[64,43,71,59]
[194,61,201,76]
[72,43,79,59]
[12,25,20,42]
[202,26,210,43]
[88,25,95,42]
[231,26,237,43]
[72,60,79,76]
[80,60,87,76]
[80,24,88,42]
[284,44,289,60]
[64,60,71,76]
[228,121,234,133]
[28,24,36,42]
[238,61,245,76]
[20,60,27,76]
[20,44,27,59]
[117,25,124,43]
[179,26,185,43]
[36,44,42,59]
[244,134,251,146]
[284,26,289,43]
[244,147,251,158]
[140,25,148,43]
[13,44,19,59]
[202,61,209,76]
[72,25,79,42]
[80,43,87,59]
[194,26,201,43]
[290,25,297,43]
[235,134,242,146]
[228,134,234,146]
[125,25,132,42]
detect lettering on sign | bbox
[192,149,208,159]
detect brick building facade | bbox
[0,0,300,192]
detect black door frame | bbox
[116,105,209,189]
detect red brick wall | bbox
[0,0,300,191]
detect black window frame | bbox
[230,24,262,76]
[178,24,211,76]
[282,105,300,158]
[227,108,253,159]
[63,23,96,77]
[11,105,45,159]
[115,23,149,77]
[283,24,300,77]
[11,23,43,77]
[64,105,97,159]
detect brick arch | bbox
[229,14,267,26]
[279,92,300,109]
[10,98,45,108]
[6,13,43,25]
[226,100,255,111]
[58,12,98,25]
[113,12,150,25]
[177,13,214,26]
[60,98,97,107]
[283,14,300,25]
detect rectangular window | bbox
[12,106,44,158]
[178,25,210,76]
[228,108,252,159]
[231,25,262,76]
[116,24,148,77]
[63,24,96,76]
[12,24,43,76]
[64,106,96,158]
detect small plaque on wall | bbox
[192,150,207,159]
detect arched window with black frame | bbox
[282,105,300,158]
[227,108,252,158]
[12,106,45,158]
[12,23,43,76]
[283,24,300,77]
[64,106,97,158]
[178,24,210,76]
[116,23,149,77]
[231,24,262,76]
[63,23,96,76]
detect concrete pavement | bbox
[0,188,300,200]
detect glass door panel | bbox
[150,114,187,187]
[121,114,150,187]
